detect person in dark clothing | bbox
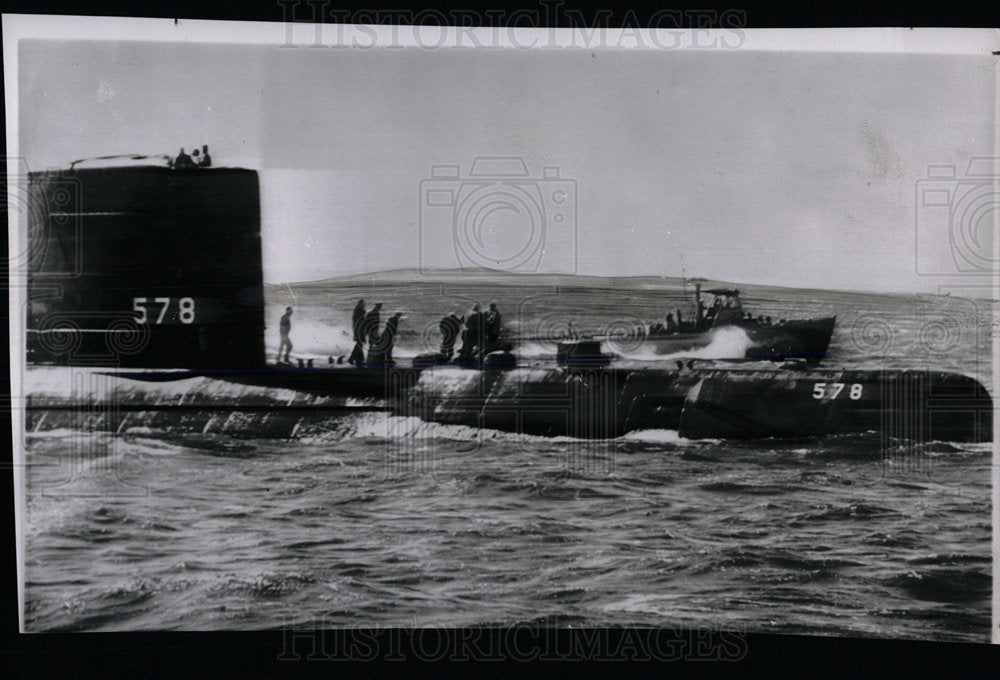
[664,313,678,333]
[363,303,382,345]
[352,300,366,342]
[349,299,366,365]
[174,148,195,169]
[381,313,403,364]
[485,303,502,343]
[705,298,720,325]
[192,149,201,165]
[277,307,293,363]
[199,145,212,168]
[361,303,382,364]
[459,304,484,362]
[439,312,462,360]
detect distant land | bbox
[266,267,990,302]
[270,267,690,290]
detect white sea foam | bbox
[514,327,758,363]
[644,326,756,361]
[618,429,690,444]
[264,319,354,357]
[515,342,558,358]
[24,427,99,440]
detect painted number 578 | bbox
[812,382,863,400]
[133,297,196,324]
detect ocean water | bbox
[21,280,995,640]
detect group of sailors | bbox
[276,303,404,366]
[744,313,784,327]
[276,301,505,366]
[348,300,504,366]
[171,145,212,169]
[655,292,787,335]
[441,303,503,363]
[349,300,404,366]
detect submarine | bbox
[23,156,993,443]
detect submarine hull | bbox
[31,363,991,443]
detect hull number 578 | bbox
[812,382,863,400]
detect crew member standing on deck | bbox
[459,304,484,362]
[278,306,293,363]
[439,312,462,360]
[485,303,503,344]
[382,312,403,365]
[199,144,212,168]
[173,148,195,169]
[349,299,366,366]
[361,303,382,364]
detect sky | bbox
[14,33,998,293]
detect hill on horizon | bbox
[271,267,684,289]
[265,267,976,301]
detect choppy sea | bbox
[21,280,995,640]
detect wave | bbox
[619,429,690,444]
[904,553,991,567]
[792,503,899,523]
[25,428,110,440]
[212,571,319,598]
[885,569,990,604]
[515,342,557,358]
[698,480,802,495]
[25,414,987,457]
[642,326,758,361]
[517,326,757,363]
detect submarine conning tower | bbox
[26,155,265,369]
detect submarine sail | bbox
[26,159,264,369]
